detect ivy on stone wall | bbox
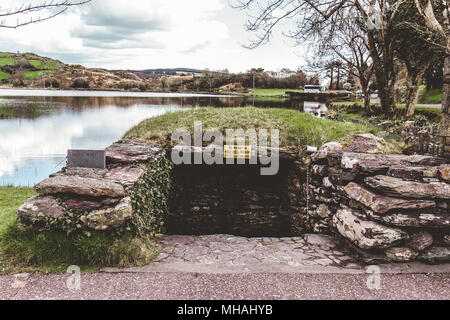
[128,156,173,236]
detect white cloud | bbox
[0,0,305,72]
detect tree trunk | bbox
[377,81,396,115]
[372,61,396,115]
[404,62,431,117]
[440,42,450,158]
[363,90,371,112]
[405,85,420,117]
[329,68,334,90]
[336,67,340,90]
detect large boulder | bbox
[343,133,388,154]
[419,247,450,264]
[344,182,435,214]
[34,176,125,198]
[366,211,450,228]
[385,247,419,262]
[364,175,450,199]
[387,166,439,181]
[104,165,144,186]
[64,198,103,213]
[79,197,133,231]
[106,139,164,164]
[51,167,108,179]
[341,153,447,173]
[17,196,66,220]
[439,166,450,183]
[405,232,434,252]
[332,206,409,249]
[311,142,343,163]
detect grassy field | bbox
[125,107,377,149]
[0,71,10,80]
[250,89,303,96]
[0,187,159,274]
[419,88,443,105]
[331,101,442,120]
[29,59,61,70]
[0,57,15,67]
[24,70,55,80]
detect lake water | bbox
[0,89,327,186]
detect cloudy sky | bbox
[0,0,306,72]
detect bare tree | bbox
[410,0,449,156]
[0,1,91,28]
[394,6,440,117]
[306,9,373,110]
[230,0,408,115]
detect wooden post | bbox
[440,52,450,158]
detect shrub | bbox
[44,78,60,88]
[394,85,408,104]
[71,78,90,89]
[11,73,25,87]
[14,58,32,69]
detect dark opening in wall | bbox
[166,157,303,237]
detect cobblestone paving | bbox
[153,234,359,268]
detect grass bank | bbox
[125,107,377,149]
[0,187,159,274]
[419,88,443,105]
[0,101,59,119]
[250,89,303,96]
[330,102,442,123]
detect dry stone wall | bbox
[18,140,167,233]
[17,136,450,264]
[302,140,450,264]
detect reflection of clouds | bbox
[0,105,180,178]
[304,102,328,118]
[0,89,233,98]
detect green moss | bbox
[125,107,377,149]
[129,158,173,236]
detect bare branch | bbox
[0,0,91,28]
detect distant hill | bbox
[110,68,205,79]
[0,52,156,91]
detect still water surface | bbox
[0,89,327,186]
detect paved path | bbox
[370,97,442,109]
[2,272,449,300]
[1,234,449,300]
[149,234,357,269]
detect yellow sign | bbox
[224,145,252,159]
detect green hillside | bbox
[0,52,64,83]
